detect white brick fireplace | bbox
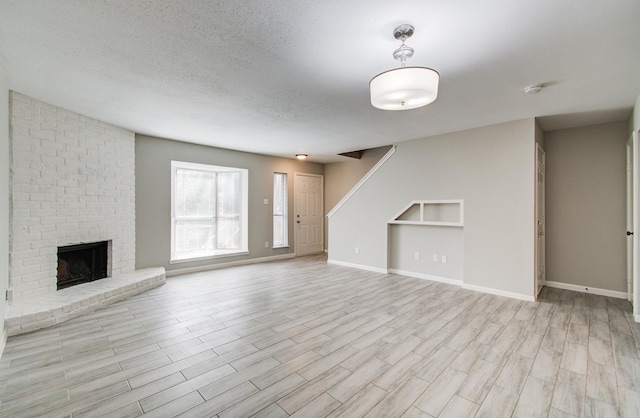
[9,92,136,302]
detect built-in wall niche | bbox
[389,200,464,227]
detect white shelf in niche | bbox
[388,200,464,227]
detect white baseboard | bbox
[326,259,388,274]
[462,283,535,302]
[328,261,535,301]
[544,281,628,300]
[391,268,533,301]
[388,269,462,286]
[166,253,296,277]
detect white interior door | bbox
[535,144,546,297]
[626,131,640,322]
[294,173,323,256]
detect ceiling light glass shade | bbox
[370,66,439,110]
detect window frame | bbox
[170,160,248,263]
[273,172,288,248]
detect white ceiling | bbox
[1,0,639,162]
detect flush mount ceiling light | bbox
[296,154,307,160]
[370,24,439,111]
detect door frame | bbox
[293,172,324,256]
[535,143,546,298]
[627,130,640,322]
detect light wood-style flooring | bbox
[1,255,639,417]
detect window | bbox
[273,172,288,247]
[171,161,248,262]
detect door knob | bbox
[538,231,544,236]
[297,220,300,224]
[627,231,634,236]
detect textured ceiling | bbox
[1,0,639,162]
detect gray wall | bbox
[635,93,640,133]
[545,122,628,292]
[328,119,537,299]
[324,146,392,250]
[136,135,323,273]
[0,68,8,344]
[389,225,464,281]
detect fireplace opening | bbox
[57,241,110,290]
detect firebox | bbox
[57,241,110,290]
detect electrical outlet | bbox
[355,247,360,254]
[265,241,269,248]
[263,198,269,205]
[441,255,447,264]
[432,254,438,262]
[414,251,420,260]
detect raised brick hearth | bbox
[5,267,165,336]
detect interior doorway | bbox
[294,173,324,256]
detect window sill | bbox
[273,245,290,249]
[169,251,250,264]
